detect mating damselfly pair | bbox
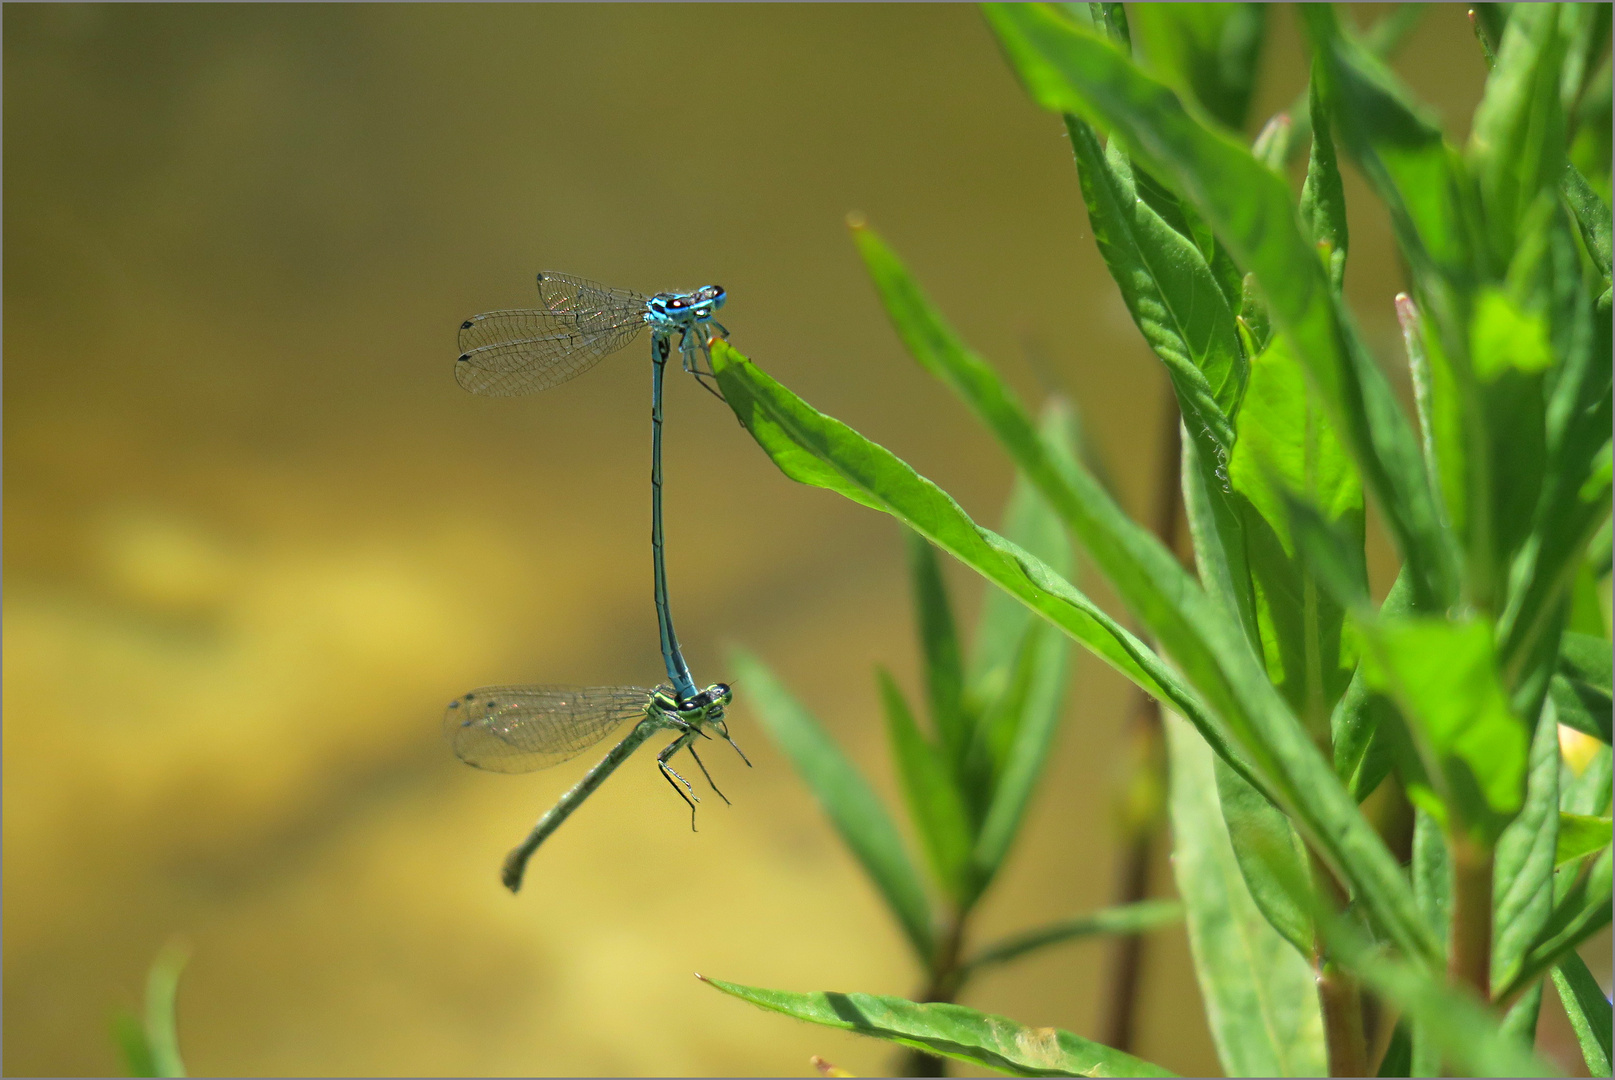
[445,272,746,892]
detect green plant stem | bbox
[1309,845,1370,1077]
[1448,837,1495,1002]
[1098,379,1182,1053]
[901,914,969,1077]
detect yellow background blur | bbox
[5,5,1590,1077]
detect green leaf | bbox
[1319,916,1557,1077]
[1410,808,1450,1077]
[1128,2,1266,131]
[698,976,1174,1078]
[1212,755,1314,962]
[1467,2,1570,267]
[709,340,1225,782]
[1561,160,1613,282]
[712,328,1436,964]
[1555,814,1613,868]
[961,899,1183,974]
[1491,704,1562,996]
[1165,713,1327,1078]
[1299,72,1350,294]
[906,532,971,772]
[879,667,974,908]
[1058,119,1243,457]
[1357,616,1529,845]
[846,218,1436,960]
[971,401,1076,690]
[1228,332,1363,732]
[113,943,187,1078]
[971,617,1069,890]
[1500,846,1614,1002]
[1551,952,1613,1077]
[988,2,1459,616]
[1561,740,1614,818]
[732,648,935,962]
[1330,571,1416,802]
[1552,630,1614,743]
[1470,286,1556,380]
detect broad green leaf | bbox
[961,899,1183,974]
[714,324,1437,963]
[1551,952,1613,1077]
[1556,814,1613,868]
[1500,846,1614,1002]
[1299,73,1349,294]
[1358,616,1529,845]
[971,617,1069,890]
[732,648,935,962]
[988,2,1459,616]
[709,339,1230,783]
[1491,704,1561,995]
[878,667,973,908]
[1212,754,1314,962]
[1166,712,1327,1078]
[1470,286,1556,380]
[906,532,971,773]
[1319,915,1556,1078]
[698,976,1174,1078]
[114,942,187,1079]
[1228,333,1363,732]
[1129,3,1266,131]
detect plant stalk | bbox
[900,915,968,1077]
[1097,380,1183,1052]
[1448,836,1495,1002]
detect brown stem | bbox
[899,916,968,1076]
[1317,960,1369,1077]
[1448,837,1494,1002]
[1098,380,1183,1052]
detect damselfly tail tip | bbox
[501,851,528,893]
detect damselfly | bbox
[446,682,738,891]
[447,273,744,891]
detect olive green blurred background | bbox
[2,5,1536,1077]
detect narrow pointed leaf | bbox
[908,533,970,764]
[962,899,1183,974]
[879,667,973,906]
[1128,3,1266,131]
[1166,713,1327,1078]
[1551,952,1613,1077]
[733,649,935,962]
[1501,847,1615,1002]
[1556,814,1613,868]
[698,976,1174,1077]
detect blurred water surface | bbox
[5,5,1542,1077]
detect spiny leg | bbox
[687,743,732,806]
[722,731,753,767]
[657,757,700,829]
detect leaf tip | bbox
[845,211,868,231]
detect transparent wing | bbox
[454,272,649,397]
[455,310,645,396]
[443,684,653,774]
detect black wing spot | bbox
[461,319,474,330]
[447,700,460,709]
[456,354,471,363]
